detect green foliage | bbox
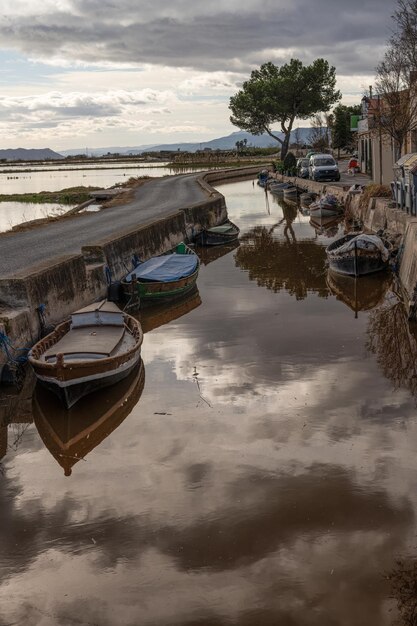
[0,186,100,205]
[283,152,297,174]
[229,58,341,159]
[332,104,361,153]
[274,160,284,173]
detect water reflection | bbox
[367,293,417,399]
[387,558,417,626]
[197,240,240,266]
[235,225,329,299]
[310,215,343,238]
[33,361,145,476]
[139,289,202,333]
[327,270,391,317]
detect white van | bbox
[309,154,340,182]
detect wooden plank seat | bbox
[43,325,126,360]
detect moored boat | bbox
[28,301,143,408]
[309,193,343,218]
[121,242,200,305]
[194,219,240,246]
[269,182,292,195]
[326,233,391,276]
[283,185,298,200]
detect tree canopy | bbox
[332,104,361,155]
[229,58,341,159]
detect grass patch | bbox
[0,186,101,204]
[359,183,392,209]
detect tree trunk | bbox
[280,132,291,160]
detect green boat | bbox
[194,219,240,246]
[121,243,200,305]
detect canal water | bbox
[0,163,209,232]
[1,180,417,625]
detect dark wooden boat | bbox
[326,233,391,277]
[33,360,145,476]
[121,242,200,305]
[28,301,143,408]
[194,219,240,246]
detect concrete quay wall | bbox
[0,166,261,370]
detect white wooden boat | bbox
[29,301,143,408]
[309,194,343,218]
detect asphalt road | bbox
[0,173,207,278]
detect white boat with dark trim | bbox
[309,194,343,218]
[29,301,143,408]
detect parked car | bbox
[296,157,310,178]
[309,154,340,182]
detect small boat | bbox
[28,301,143,408]
[309,194,343,218]
[326,233,391,276]
[257,169,270,187]
[33,360,145,476]
[194,219,240,246]
[283,186,298,200]
[122,242,199,305]
[300,192,317,208]
[269,182,293,195]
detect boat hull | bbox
[123,268,199,305]
[36,351,141,409]
[328,256,388,277]
[310,206,343,218]
[195,227,239,247]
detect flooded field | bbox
[1,180,417,625]
[0,163,210,232]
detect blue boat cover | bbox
[125,254,198,283]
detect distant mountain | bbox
[59,128,313,157]
[0,148,64,161]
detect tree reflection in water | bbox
[235,201,329,300]
[387,559,417,625]
[366,293,417,399]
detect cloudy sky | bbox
[0,0,394,151]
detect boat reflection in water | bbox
[327,270,391,318]
[309,215,343,238]
[33,360,145,476]
[138,286,202,334]
[197,240,240,266]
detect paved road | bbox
[0,173,207,278]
